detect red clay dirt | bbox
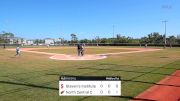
[6,48,162,60]
[132,70,180,101]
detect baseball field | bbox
[0,46,180,101]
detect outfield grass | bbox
[0,46,180,101]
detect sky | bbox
[0,0,179,40]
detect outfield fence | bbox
[69,43,180,47]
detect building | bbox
[0,33,62,46]
[45,38,54,45]
[45,38,62,45]
[0,35,23,44]
[22,39,27,45]
[54,38,62,45]
[26,40,34,45]
[15,37,23,44]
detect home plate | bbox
[49,54,107,60]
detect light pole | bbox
[161,0,172,48]
[162,20,168,48]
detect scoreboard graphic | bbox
[59,76,121,96]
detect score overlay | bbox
[59,76,121,96]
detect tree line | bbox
[1,31,180,45]
[71,32,180,45]
[0,31,14,43]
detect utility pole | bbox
[113,25,115,38]
[162,20,168,48]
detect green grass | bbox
[0,46,180,101]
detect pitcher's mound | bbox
[49,54,107,60]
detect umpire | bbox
[77,44,81,56]
[77,43,84,56]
